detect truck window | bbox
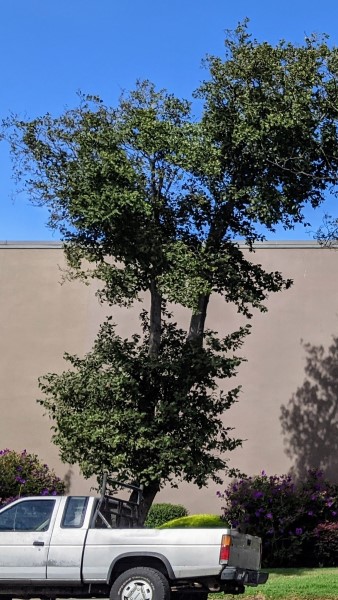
[0,499,55,532]
[62,497,88,528]
[92,496,136,528]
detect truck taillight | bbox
[219,534,231,564]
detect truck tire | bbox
[110,566,170,600]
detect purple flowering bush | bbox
[311,522,338,567]
[0,449,65,506]
[218,469,338,567]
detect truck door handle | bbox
[33,541,45,546]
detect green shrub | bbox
[145,503,188,527]
[0,449,65,506]
[312,522,338,567]
[159,514,228,528]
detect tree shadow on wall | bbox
[280,336,338,483]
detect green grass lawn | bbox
[211,568,338,599]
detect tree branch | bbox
[149,280,162,358]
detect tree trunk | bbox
[149,280,162,359]
[130,481,160,525]
[187,293,210,343]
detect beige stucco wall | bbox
[0,241,337,514]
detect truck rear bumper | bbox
[220,567,269,587]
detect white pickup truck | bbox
[0,479,268,600]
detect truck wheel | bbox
[110,566,170,600]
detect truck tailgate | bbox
[228,531,262,571]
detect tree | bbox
[39,313,248,519]
[281,338,338,482]
[317,215,338,246]
[4,22,338,519]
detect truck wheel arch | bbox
[107,552,175,584]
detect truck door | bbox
[0,498,56,579]
[47,496,89,581]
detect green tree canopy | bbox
[4,22,338,518]
[39,313,247,519]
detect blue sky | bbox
[1,0,338,241]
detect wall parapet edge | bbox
[0,240,330,250]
